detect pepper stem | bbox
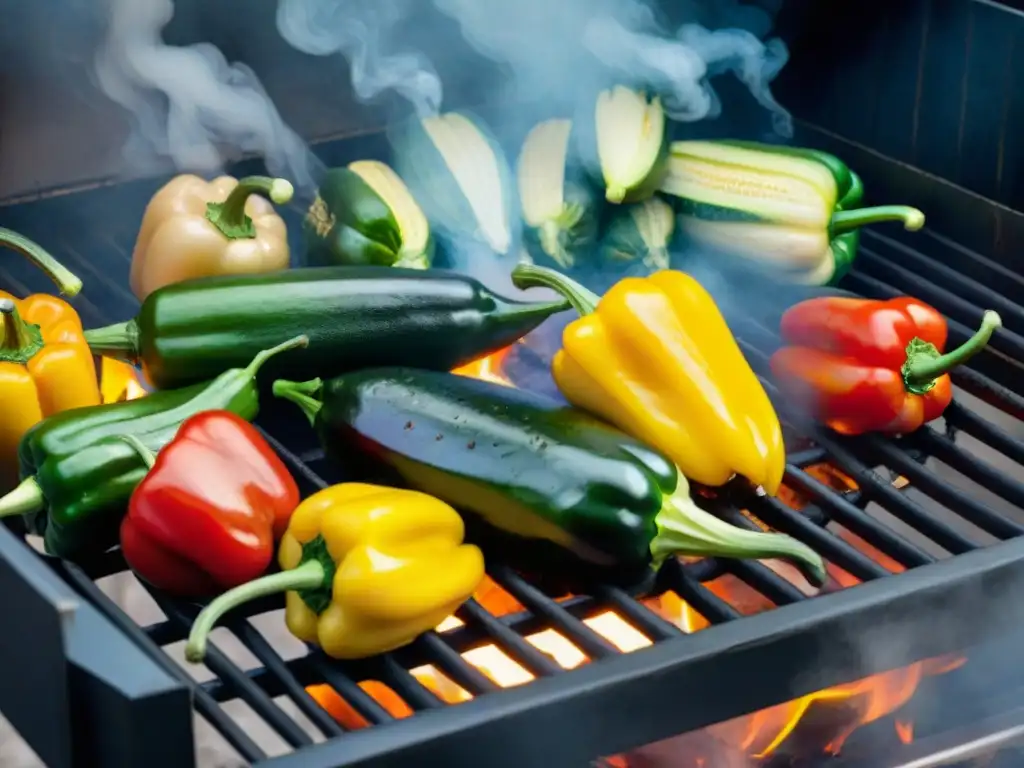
[0,227,82,297]
[0,299,44,364]
[651,475,826,587]
[119,435,156,469]
[273,378,324,426]
[243,335,309,379]
[205,176,295,240]
[185,559,326,663]
[903,310,1002,393]
[0,477,44,518]
[83,320,139,362]
[511,262,600,316]
[830,206,925,234]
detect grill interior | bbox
[4,124,1024,767]
[5,2,1024,766]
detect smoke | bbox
[431,0,791,135]
[585,19,792,135]
[275,0,443,119]
[94,0,319,193]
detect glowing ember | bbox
[304,349,964,761]
[896,720,914,745]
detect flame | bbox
[99,356,147,403]
[896,720,914,745]
[451,347,515,387]
[647,466,963,759]
[305,359,962,761]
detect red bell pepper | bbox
[769,296,1002,436]
[119,410,300,597]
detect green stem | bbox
[273,378,324,426]
[903,310,1002,392]
[650,476,826,587]
[185,559,325,663]
[243,335,309,379]
[0,227,82,297]
[119,435,156,469]
[539,221,572,268]
[83,320,140,362]
[0,299,44,364]
[830,206,925,234]
[510,262,600,316]
[0,477,45,518]
[205,176,295,240]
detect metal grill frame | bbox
[5,126,1024,768]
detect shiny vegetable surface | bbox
[0,336,306,559]
[120,411,300,597]
[660,140,925,285]
[512,263,785,495]
[0,228,99,491]
[83,267,567,390]
[185,482,484,662]
[130,175,294,301]
[273,370,825,588]
[305,162,433,269]
[770,296,1001,435]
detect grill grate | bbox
[4,134,1024,767]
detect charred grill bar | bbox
[1,122,1024,766]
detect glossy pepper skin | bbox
[184,483,485,662]
[0,228,99,491]
[130,175,294,302]
[662,140,925,285]
[769,296,1002,436]
[84,267,569,391]
[511,263,786,495]
[0,335,306,560]
[272,370,825,590]
[120,411,300,597]
[305,162,434,269]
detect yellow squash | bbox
[185,483,484,662]
[511,263,785,494]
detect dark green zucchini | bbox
[83,268,567,390]
[274,369,827,591]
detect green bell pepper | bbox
[0,336,306,559]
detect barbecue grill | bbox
[5,0,1024,766]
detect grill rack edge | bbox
[4,133,1024,768]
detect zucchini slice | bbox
[596,86,670,205]
[517,119,600,268]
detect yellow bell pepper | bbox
[511,263,785,495]
[0,228,100,491]
[130,174,294,302]
[185,483,485,662]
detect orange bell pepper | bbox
[0,228,100,490]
